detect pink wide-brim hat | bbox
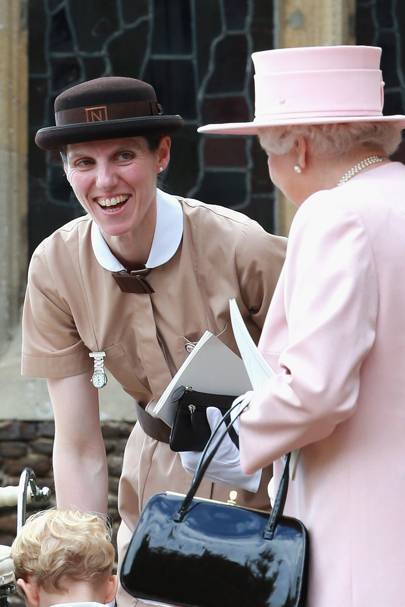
[198,45,405,135]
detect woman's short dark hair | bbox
[144,133,166,151]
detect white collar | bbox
[91,189,183,271]
[50,603,106,607]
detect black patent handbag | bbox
[120,404,309,607]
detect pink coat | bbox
[240,161,405,607]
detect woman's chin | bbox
[99,224,133,238]
[94,212,136,238]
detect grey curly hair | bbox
[258,122,403,157]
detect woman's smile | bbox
[95,194,130,210]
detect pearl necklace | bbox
[337,155,385,186]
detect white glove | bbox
[179,395,261,493]
[267,476,276,506]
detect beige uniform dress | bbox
[22,193,286,607]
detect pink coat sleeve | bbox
[240,193,378,474]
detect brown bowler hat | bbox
[35,76,184,150]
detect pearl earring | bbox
[159,166,164,173]
[293,164,302,174]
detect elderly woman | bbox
[197,45,405,607]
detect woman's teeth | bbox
[98,195,128,207]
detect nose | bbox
[95,161,118,190]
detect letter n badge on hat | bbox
[85,106,108,122]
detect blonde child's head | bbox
[11,509,116,607]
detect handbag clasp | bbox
[227,490,238,505]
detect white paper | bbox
[229,299,275,388]
[151,330,251,427]
[229,299,300,479]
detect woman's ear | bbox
[17,578,41,607]
[294,136,308,170]
[103,574,117,604]
[63,161,71,183]
[157,136,171,172]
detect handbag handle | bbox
[173,399,291,539]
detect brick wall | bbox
[0,420,134,547]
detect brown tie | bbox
[111,268,154,294]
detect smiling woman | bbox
[64,136,170,267]
[22,76,287,607]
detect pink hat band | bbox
[198,45,405,134]
[254,69,384,120]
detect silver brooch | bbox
[89,351,107,389]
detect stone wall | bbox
[0,419,134,548]
[0,0,28,355]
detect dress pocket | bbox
[103,343,150,399]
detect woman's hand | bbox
[179,402,261,492]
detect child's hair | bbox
[11,509,115,593]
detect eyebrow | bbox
[67,138,145,160]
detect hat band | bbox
[55,100,162,126]
[254,70,384,119]
[254,109,382,121]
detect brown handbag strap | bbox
[134,401,170,443]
